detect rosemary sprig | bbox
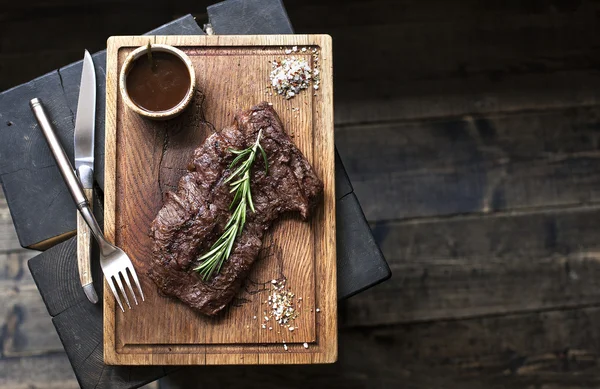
[194,129,268,280]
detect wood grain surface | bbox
[104,35,336,365]
[7,0,600,387]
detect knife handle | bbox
[77,188,99,304]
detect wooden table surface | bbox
[3,0,600,388]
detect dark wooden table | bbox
[4,0,600,388]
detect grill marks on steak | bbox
[149,102,323,316]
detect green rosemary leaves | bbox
[194,129,268,280]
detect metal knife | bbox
[74,50,99,304]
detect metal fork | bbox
[30,98,144,312]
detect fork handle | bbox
[30,98,88,208]
[30,98,112,255]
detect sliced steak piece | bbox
[148,102,323,316]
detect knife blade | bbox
[75,50,96,185]
[74,50,98,304]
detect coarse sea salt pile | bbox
[261,279,300,330]
[269,56,313,99]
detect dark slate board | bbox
[0,71,79,249]
[336,192,391,298]
[335,150,353,200]
[207,0,293,35]
[0,15,204,249]
[335,151,391,298]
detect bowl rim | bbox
[119,43,196,120]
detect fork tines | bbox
[107,266,145,312]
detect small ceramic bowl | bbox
[119,44,195,120]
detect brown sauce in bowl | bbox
[126,51,191,112]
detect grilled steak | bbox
[148,102,323,316]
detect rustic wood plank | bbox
[160,306,600,388]
[0,274,64,358]
[336,106,600,221]
[163,371,600,389]
[288,0,599,30]
[0,250,35,281]
[0,353,79,389]
[325,4,600,81]
[104,34,336,365]
[334,69,600,126]
[309,0,600,125]
[342,307,600,378]
[0,188,62,359]
[0,192,76,385]
[324,1,600,124]
[343,205,600,327]
[0,189,24,252]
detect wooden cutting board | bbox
[103,35,336,365]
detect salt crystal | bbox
[269,57,313,99]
